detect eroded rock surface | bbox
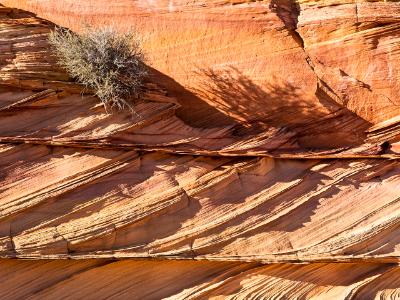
[0,144,399,263]
[1,259,400,300]
[0,1,399,299]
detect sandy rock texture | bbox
[0,1,399,299]
[1,1,399,157]
[1,259,400,300]
[1,0,399,125]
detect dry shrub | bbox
[49,26,148,112]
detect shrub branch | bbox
[49,26,148,112]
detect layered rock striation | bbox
[0,1,399,299]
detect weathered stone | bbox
[0,1,399,299]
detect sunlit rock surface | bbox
[1,260,400,299]
[0,1,399,299]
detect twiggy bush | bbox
[49,26,148,111]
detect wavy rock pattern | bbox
[0,1,399,299]
[2,0,399,123]
[1,259,400,300]
[1,144,400,262]
[0,2,399,158]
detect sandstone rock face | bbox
[1,260,400,299]
[1,1,400,156]
[2,0,399,125]
[2,142,400,262]
[0,1,399,299]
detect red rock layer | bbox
[1,1,399,156]
[1,0,399,125]
[1,143,400,263]
[1,259,400,299]
[0,1,399,299]
[0,7,399,158]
